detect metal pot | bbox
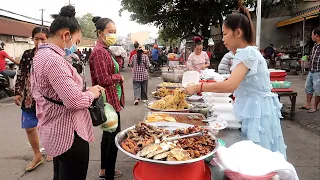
[161,67,185,83]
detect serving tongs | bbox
[164,132,203,142]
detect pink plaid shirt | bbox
[130,53,150,81]
[31,43,95,157]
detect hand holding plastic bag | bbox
[100,92,119,132]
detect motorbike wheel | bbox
[0,89,8,99]
[149,66,155,74]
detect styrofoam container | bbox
[211,103,233,107]
[227,122,242,129]
[210,104,233,113]
[182,71,200,87]
[212,93,232,97]
[211,97,233,103]
[216,114,240,123]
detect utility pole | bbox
[40,9,45,26]
[256,0,262,49]
[66,0,75,6]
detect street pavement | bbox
[0,63,319,180]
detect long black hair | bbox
[224,6,255,45]
[49,5,81,36]
[137,49,143,65]
[92,16,114,36]
[32,26,49,38]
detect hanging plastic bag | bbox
[100,92,119,132]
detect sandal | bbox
[308,108,319,113]
[45,155,53,162]
[25,158,44,171]
[114,170,123,178]
[99,170,123,179]
[299,106,310,110]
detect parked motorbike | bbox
[149,59,161,74]
[0,61,17,99]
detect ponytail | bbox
[224,6,255,45]
[137,49,143,65]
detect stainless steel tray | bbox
[143,112,205,121]
[115,125,219,165]
[144,111,208,127]
[146,101,193,112]
[156,83,184,90]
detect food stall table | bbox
[209,129,248,180]
[271,89,298,120]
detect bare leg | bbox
[25,127,43,169]
[314,96,320,110]
[304,94,313,109]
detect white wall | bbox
[0,34,33,60]
[4,43,33,60]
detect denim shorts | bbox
[21,110,38,129]
[305,72,320,96]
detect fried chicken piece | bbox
[121,139,138,155]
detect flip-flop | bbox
[114,170,123,178]
[299,106,310,110]
[45,155,53,162]
[308,108,319,113]
[25,159,44,171]
[99,170,123,179]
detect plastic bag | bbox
[100,92,119,132]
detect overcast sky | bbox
[2,0,159,37]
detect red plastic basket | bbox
[270,71,287,81]
[224,171,277,180]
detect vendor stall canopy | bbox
[276,5,320,28]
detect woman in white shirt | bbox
[187,36,210,72]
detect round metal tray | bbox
[150,92,163,100]
[146,101,193,112]
[115,124,219,165]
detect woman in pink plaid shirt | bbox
[130,47,151,105]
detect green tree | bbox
[158,27,180,47]
[76,13,96,39]
[120,0,301,45]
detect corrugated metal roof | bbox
[0,8,51,26]
[0,16,49,37]
[0,8,51,37]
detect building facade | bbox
[210,0,320,52]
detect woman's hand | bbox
[202,64,210,70]
[88,85,105,99]
[14,95,22,106]
[185,84,201,95]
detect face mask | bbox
[64,36,77,56]
[103,33,117,46]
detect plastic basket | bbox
[224,171,277,180]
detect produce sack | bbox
[100,92,118,132]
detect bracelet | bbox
[200,83,204,92]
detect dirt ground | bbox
[281,75,320,135]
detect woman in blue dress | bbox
[185,6,287,158]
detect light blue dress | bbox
[230,46,287,158]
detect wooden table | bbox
[273,91,298,120]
